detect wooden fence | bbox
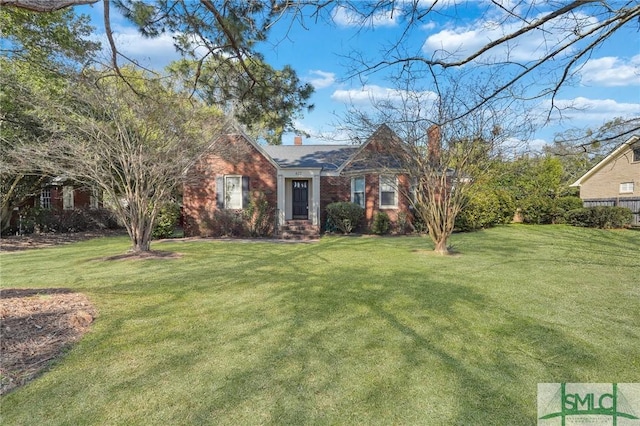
[583,198,640,226]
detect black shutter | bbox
[242,176,250,208]
[216,176,224,209]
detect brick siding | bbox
[183,135,277,236]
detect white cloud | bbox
[332,5,399,28]
[413,0,468,9]
[579,55,640,87]
[422,10,598,64]
[94,24,209,71]
[331,84,437,105]
[420,21,437,31]
[545,97,640,122]
[306,70,336,89]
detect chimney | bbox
[294,136,303,145]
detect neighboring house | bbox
[182,125,415,238]
[5,177,101,233]
[571,135,640,226]
[36,177,100,211]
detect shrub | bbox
[520,195,553,224]
[548,196,583,224]
[566,206,632,229]
[396,211,413,234]
[456,189,515,231]
[201,210,247,237]
[244,192,274,237]
[19,207,120,234]
[371,211,391,235]
[324,215,338,234]
[412,213,428,234]
[153,202,181,239]
[325,202,364,234]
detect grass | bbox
[1,225,638,425]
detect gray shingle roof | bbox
[262,145,359,171]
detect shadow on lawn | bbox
[173,241,597,424]
[17,238,611,424]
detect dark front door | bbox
[292,180,309,219]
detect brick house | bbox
[4,177,101,234]
[36,177,99,211]
[182,124,415,238]
[571,135,640,225]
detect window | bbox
[225,176,243,209]
[40,189,51,209]
[351,177,365,208]
[620,182,634,193]
[633,147,640,162]
[216,175,249,209]
[63,185,74,210]
[379,175,397,208]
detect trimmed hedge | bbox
[566,206,632,229]
[326,202,364,234]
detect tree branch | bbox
[0,0,97,12]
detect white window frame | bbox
[40,189,52,209]
[379,175,398,208]
[224,175,243,209]
[63,185,74,210]
[619,182,634,194]
[351,176,365,208]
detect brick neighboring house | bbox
[182,124,415,238]
[571,135,640,226]
[36,177,99,211]
[5,177,101,233]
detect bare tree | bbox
[14,69,228,253]
[336,1,640,129]
[342,72,531,254]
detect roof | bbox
[571,135,640,187]
[262,145,359,171]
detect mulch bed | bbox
[0,231,180,396]
[0,288,96,395]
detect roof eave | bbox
[571,135,639,187]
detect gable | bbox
[187,133,280,175]
[340,124,407,174]
[571,135,640,187]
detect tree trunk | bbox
[126,211,154,253]
[129,224,152,253]
[433,237,450,255]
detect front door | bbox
[292,180,309,219]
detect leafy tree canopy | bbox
[168,57,314,145]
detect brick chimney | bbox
[294,136,303,146]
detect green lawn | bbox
[1,225,638,425]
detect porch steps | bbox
[279,220,320,240]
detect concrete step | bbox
[279,220,319,240]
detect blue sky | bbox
[79,1,639,148]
